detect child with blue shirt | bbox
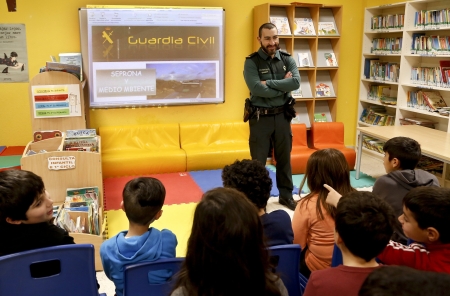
[100,177,177,296]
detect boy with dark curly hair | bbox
[222,159,293,246]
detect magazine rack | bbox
[20,136,104,270]
[28,71,87,137]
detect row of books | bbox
[290,83,334,98]
[63,129,99,152]
[364,59,400,82]
[297,52,337,67]
[371,37,402,54]
[270,17,338,35]
[371,14,404,30]
[362,135,385,154]
[54,186,100,235]
[367,85,397,105]
[39,53,83,81]
[411,34,450,55]
[410,62,450,87]
[407,90,447,111]
[414,9,450,29]
[417,155,444,176]
[399,117,437,129]
[359,106,395,126]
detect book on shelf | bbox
[291,85,303,98]
[324,53,337,67]
[297,52,310,67]
[293,18,315,35]
[363,58,379,79]
[411,33,426,54]
[318,22,337,35]
[315,83,331,97]
[399,117,437,129]
[421,91,447,111]
[269,17,291,35]
[440,60,450,85]
[63,129,99,152]
[45,61,82,80]
[59,53,83,81]
[314,113,327,122]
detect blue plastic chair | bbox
[0,244,106,296]
[123,257,184,296]
[331,244,343,267]
[268,244,304,296]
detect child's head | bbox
[222,159,272,210]
[335,191,395,262]
[122,177,165,226]
[399,187,450,244]
[301,148,354,219]
[0,170,53,224]
[179,187,280,295]
[383,137,421,172]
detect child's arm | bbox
[377,241,430,270]
[324,184,342,207]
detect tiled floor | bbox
[96,153,386,296]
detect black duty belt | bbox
[256,105,285,116]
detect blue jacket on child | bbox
[100,227,177,296]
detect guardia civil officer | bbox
[243,23,300,211]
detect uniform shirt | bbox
[243,47,300,108]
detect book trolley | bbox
[22,71,105,270]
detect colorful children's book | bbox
[318,22,337,35]
[314,113,328,122]
[324,53,338,66]
[315,83,331,97]
[270,17,291,35]
[298,52,310,67]
[293,18,315,35]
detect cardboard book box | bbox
[21,136,105,271]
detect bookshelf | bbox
[357,0,450,187]
[253,3,342,128]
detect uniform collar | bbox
[258,47,281,61]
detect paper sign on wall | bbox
[31,84,81,118]
[48,156,76,170]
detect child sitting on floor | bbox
[0,170,74,256]
[100,177,177,296]
[304,191,395,296]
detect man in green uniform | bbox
[243,23,300,211]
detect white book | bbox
[59,53,83,81]
[324,53,338,67]
[298,53,310,67]
[291,85,303,98]
[294,18,315,35]
[318,22,337,35]
[270,17,291,35]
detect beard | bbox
[260,42,280,55]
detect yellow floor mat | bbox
[104,202,197,257]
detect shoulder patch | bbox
[279,50,291,56]
[246,52,258,59]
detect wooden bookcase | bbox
[357,0,450,187]
[253,3,342,128]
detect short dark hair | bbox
[383,137,421,170]
[359,265,450,296]
[222,159,272,209]
[122,177,165,225]
[0,170,45,222]
[10,52,18,57]
[403,187,450,244]
[336,191,395,262]
[258,22,277,37]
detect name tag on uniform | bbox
[259,68,269,74]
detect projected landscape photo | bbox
[146,62,217,99]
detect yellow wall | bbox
[0,0,364,146]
